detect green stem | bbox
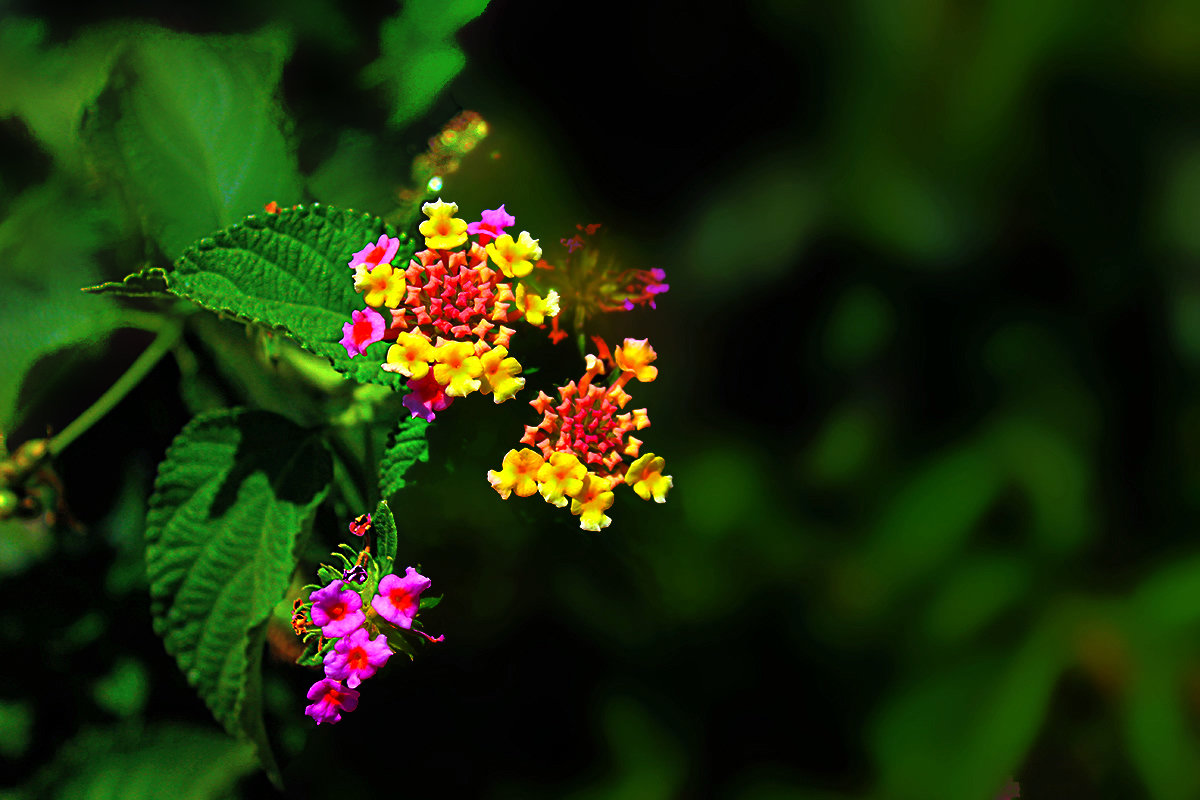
[326,430,368,513]
[48,319,183,455]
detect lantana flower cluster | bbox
[488,338,673,530]
[526,223,669,345]
[339,199,561,421]
[294,514,441,725]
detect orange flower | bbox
[614,338,657,382]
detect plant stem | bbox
[48,319,184,455]
[326,430,368,513]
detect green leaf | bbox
[0,178,121,432]
[362,0,491,128]
[168,203,415,390]
[871,620,1068,800]
[21,723,257,800]
[145,408,331,783]
[419,594,442,610]
[379,416,430,498]
[307,129,402,211]
[82,266,171,297]
[317,564,341,585]
[0,18,134,169]
[862,444,1002,596]
[1123,651,1200,800]
[83,27,302,259]
[373,499,398,572]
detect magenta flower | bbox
[340,308,386,358]
[466,204,516,246]
[349,234,401,270]
[305,678,360,725]
[403,371,454,422]
[309,580,366,638]
[323,627,392,688]
[371,567,431,629]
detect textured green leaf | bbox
[362,0,491,128]
[145,408,330,781]
[22,723,257,800]
[379,416,430,498]
[0,178,120,431]
[81,266,171,297]
[83,27,302,259]
[169,203,414,390]
[373,499,398,571]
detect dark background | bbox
[5,1,1200,798]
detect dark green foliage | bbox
[0,178,120,431]
[23,724,258,800]
[82,266,171,298]
[362,0,491,128]
[379,416,430,499]
[83,27,302,259]
[373,498,398,572]
[169,204,414,389]
[145,408,331,784]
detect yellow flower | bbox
[515,284,560,326]
[570,473,615,531]
[418,198,468,249]
[624,453,672,503]
[479,345,525,403]
[614,338,658,382]
[432,340,482,397]
[382,332,435,379]
[353,263,406,308]
[487,448,545,499]
[485,231,542,278]
[536,452,586,507]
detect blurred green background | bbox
[5,0,1200,798]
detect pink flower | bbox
[323,627,392,688]
[305,678,359,725]
[371,567,431,629]
[340,308,386,357]
[466,204,516,246]
[349,234,401,270]
[309,580,366,638]
[403,371,454,422]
